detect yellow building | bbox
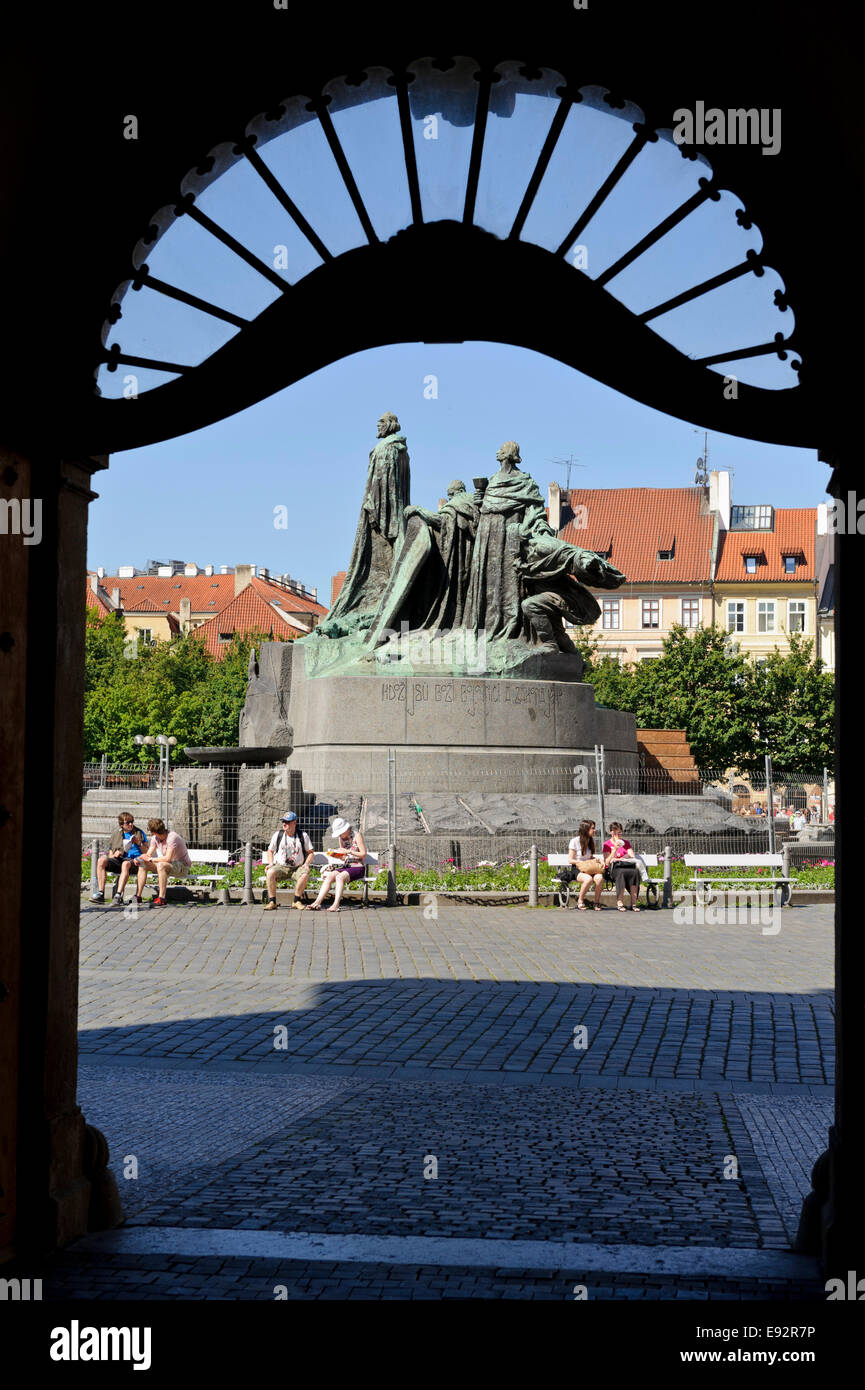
[711,504,818,660]
[549,481,717,661]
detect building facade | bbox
[86,562,326,657]
[549,472,825,667]
[550,481,717,662]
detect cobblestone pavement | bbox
[61,903,834,1299]
[79,900,833,990]
[733,1095,835,1244]
[39,1251,825,1301]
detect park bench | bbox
[185,849,232,899]
[683,853,797,907]
[548,852,660,909]
[305,850,382,907]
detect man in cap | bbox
[263,811,314,910]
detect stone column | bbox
[795,453,862,1275]
[2,450,121,1259]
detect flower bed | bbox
[80,853,835,892]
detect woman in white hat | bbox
[308,817,367,912]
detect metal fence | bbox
[81,755,835,873]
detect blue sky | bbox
[89,340,825,597]
[88,78,823,595]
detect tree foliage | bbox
[83,615,283,762]
[578,622,833,774]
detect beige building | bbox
[712,504,818,661]
[550,480,717,661]
[549,473,824,669]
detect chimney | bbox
[331,571,346,606]
[184,563,198,576]
[204,564,213,576]
[97,566,105,579]
[709,470,731,530]
[179,597,191,631]
[89,574,98,593]
[219,565,231,575]
[547,482,563,533]
[111,587,121,608]
[310,587,317,602]
[235,564,253,595]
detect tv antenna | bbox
[693,430,709,487]
[548,454,586,492]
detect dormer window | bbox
[589,535,613,560]
[783,555,797,573]
[744,556,758,573]
[657,534,675,561]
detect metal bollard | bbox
[529,844,539,907]
[90,838,100,897]
[781,840,790,895]
[386,844,397,906]
[662,844,672,908]
[241,841,253,905]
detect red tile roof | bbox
[192,576,317,659]
[96,572,326,616]
[560,487,715,582]
[85,577,115,614]
[124,598,163,613]
[715,508,816,582]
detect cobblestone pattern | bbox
[76,1065,364,1216]
[79,974,834,1085]
[39,1252,826,1301]
[78,902,833,990]
[733,1095,835,1243]
[115,1079,786,1248]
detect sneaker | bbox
[112,893,124,905]
[152,896,166,907]
[263,898,277,911]
[90,891,104,903]
[292,899,306,911]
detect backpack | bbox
[276,827,309,866]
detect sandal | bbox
[617,905,626,912]
[326,905,340,913]
[307,903,322,911]
[594,905,602,912]
[632,905,641,912]
[577,901,588,911]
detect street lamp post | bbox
[134,733,178,822]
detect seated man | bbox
[92,812,148,904]
[264,811,314,911]
[133,818,192,907]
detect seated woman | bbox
[603,821,641,912]
[567,818,605,911]
[308,816,367,914]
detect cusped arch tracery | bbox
[96,58,800,407]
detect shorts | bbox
[339,862,365,882]
[103,856,125,873]
[154,860,190,879]
[270,863,308,882]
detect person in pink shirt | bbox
[603,821,641,912]
[132,818,192,906]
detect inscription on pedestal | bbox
[380,677,565,719]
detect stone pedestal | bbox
[240,641,637,795]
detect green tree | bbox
[83,617,287,762]
[626,625,754,770]
[740,633,834,774]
